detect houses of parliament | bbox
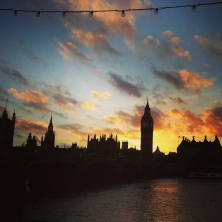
[1,100,222,168]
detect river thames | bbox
[23,178,222,221]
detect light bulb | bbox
[14,10,18,16]
[36,11,40,17]
[154,8,158,15]
[62,11,66,18]
[89,11,93,17]
[121,10,125,17]
[192,5,196,12]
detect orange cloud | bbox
[91,90,111,100]
[152,67,215,94]
[169,109,183,118]
[8,88,48,104]
[54,0,144,50]
[16,118,47,136]
[168,106,222,139]
[103,109,141,127]
[82,102,96,110]
[194,35,210,45]
[163,30,191,61]
[179,69,214,93]
[143,31,191,61]
[202,106,222,136]
[169,108,206,135]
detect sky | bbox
[0,0,222,154]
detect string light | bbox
[13,10,18,16]
[62,11,66,18]
[121,10,125,17]
[192,5,197,12]
[154,8,158,15]
[1,2,221,18]
[36,11,40,17]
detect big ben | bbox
[141,100,153,161]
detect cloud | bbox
[8,88,48,104]
[57,123,85,135]
[108,72,143,97]
[103,104,145,128]
[164,30,191,61]
[170,96,186,105]
[8,86,74,116]
[42,83,79,111]
[143,30,191,61]
[58,41,89,61]
[152,67,215,94]
[57,123,88,144]
[103,104,167,131]
[82,102,96,110]
[203,106,222,136]
[53,0,142,50]
[169,108,205,134]
[16,118,47,136]
[150,107,168,130]
[72,29,120,55]
[0,64,29,87]
[194,34,222,59]
[104,110,138,126]
[143,35,160,47]
[22,101,53,115]
[91,90,111,100]
[168,106,222,137]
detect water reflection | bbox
[24,178,222,222]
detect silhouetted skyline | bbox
[0,0,222,154]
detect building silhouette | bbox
[153,146,164,162]
[41,115,55,151]
[87,134,120,159]
[86,100,154,162]
[177,135,222,169]
[26,132,37,154]
[141,100,154,161]
[0,106,15,153]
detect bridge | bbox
[0,154,154,192]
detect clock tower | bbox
[141,100,153,161]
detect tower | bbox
[0,103,16,152]
[41,115,55,150]
[141,100,153,161]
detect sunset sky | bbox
[0,0,222,154]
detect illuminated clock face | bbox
[143,122,148,127]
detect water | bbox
[23,178,222,222]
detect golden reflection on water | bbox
[24,178,222,222]
[145,179,181,221]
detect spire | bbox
[28,132,32,139]
[142,99,152,120]
[48,115,53,131]
[5,99,8,109]
[145,98,150,112]
[49,115,52,126]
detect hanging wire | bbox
[0,1,222,17]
